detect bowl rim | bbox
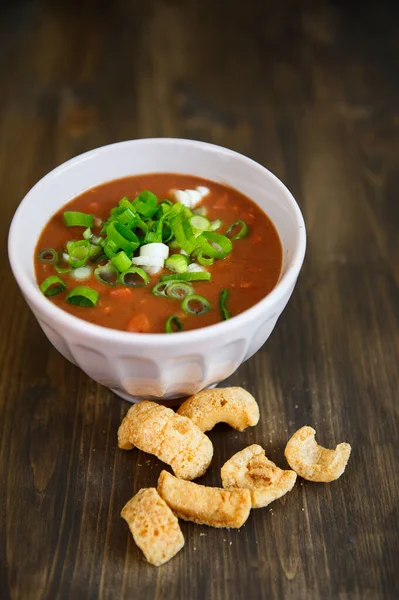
[8,138,306,346]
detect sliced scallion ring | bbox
[132,190,158,217]
[164,254,189,273]
[68,240,91,268]
[219,288,231,320]
[38,248,58,264]
[64,211,94,228]
[189,215,210,233]
[197,231,232,259]
[181,294,211,315]
[152,282,169,297]
[66,286,99,307]
[83,227,104,246]
[55,264,72,274]
[89,244,102,260]
[131,219,149,242]
[118,267,150,287]
[166,281,194,299]
[103,242,117,259]
[209,219,223,232]
[172,215,198,254]
[106,221,139,253]
[225,220,249,240]
[165,315,183,333]
[118,196,134,209]
[197,251,214,266]
[40,275,67,297]
[111,251,132,272]
[94,263,118,286]
[193,206,208,217]
[160,272,211,283]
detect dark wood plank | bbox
[0,1,398,599]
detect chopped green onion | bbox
[92,252,107,264]
[197,231,232,259]
[209,219,223,232]
[103,242,117,259]
[89,244,102,260]
[68,240,91,268]
[106,221,139,253]
[165,315,183,333]
[118,196,134,209]
[40,275,67,297]
[38,248,58,264]
[172,215,198,254]
[132,190,158,217]
[193,206,208,217]
[166,202,185,220]
[64,211,94,228]
[225,220,249,240]
[154,200,173,220]
[166,281,194,299]
[94,263,118,286]
[162,222,173,243]
[164,254,189,273]
[112,207,137,227]
[152,282,169,297]
[131,219,149,242]
[181,294,211,315]
[160,272,211,283]
[197,251,214,266]
[189,215,210,233]
[219,288,231,320]
[111,251,132,272]
[84,228,103,247]
[55,264,72,274]
[66,286,99,307]
[118,267,150,287]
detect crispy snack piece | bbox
[176,387,259,432]
[157,470,251,528]
[221,444,297,508]
[121,488,184,566]
[284,426,352,482]
[117,401,213,480]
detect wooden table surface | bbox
[1,1,398,598]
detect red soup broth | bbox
[35,174,282,333]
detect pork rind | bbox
[157,470,251,528]
[284,426,352,482]
[118,401,213,480]
[121,488,184,566]
[177,387,259,432]
[221,444,297,508]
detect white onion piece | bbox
[180,249,189,256]
[140,242,169,260]
[187,263,206,273]
[132,255,164,276]
[71,266,93,281]
[172,190,191,207]
[171,188,206,209]
[186,189,202,206]
[196,186,210,198]
[62,252,70,262]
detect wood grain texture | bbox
[0,0,398,598]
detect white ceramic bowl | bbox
[8,139,306,403]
